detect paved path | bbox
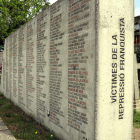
[0,118,16,140]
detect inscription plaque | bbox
[0,0,134,140]
[26,19,36,114]
[13,32,18,99]
[18,26,26,107]
[49,1,65,129]
[36,10,48,124]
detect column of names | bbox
[68,0,90,136]
[26,23,35,112]
[9,35,13,96]
[18,27,25,106]
[6,38,9,95]
[49,2,65,129]
[36,12,47,124]
[13,33,18,98]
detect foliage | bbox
[0,0,50,50]
[134,48,140,63]
[133,109,140,128]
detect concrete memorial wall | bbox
[0,51,3,84]
[0,51,3,76]
[1,50,5,93]
[0,0,134,139]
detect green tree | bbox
[0,0,50,51]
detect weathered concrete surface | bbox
[0,120,8,130]
[95,0,134,139]
[0,119,16,140]
[0,130,16,140]
[0,0,134,140]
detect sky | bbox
[135,0,140,16]
[49,0,57,5]
[49,0,140,17]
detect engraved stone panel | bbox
[36,9,48,124]
[26,18,36,115]
[12,31,18,104]
[49,0,67,130]
[18,25,26,110]
[0,51,4,92]
[0,0,134,140]
[6,37,9,97]
[2,49,6,93]
[9,34,13,100]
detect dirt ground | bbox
[133,128,140,140]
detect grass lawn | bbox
[0,92,59,140]
[133,109,140,128]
